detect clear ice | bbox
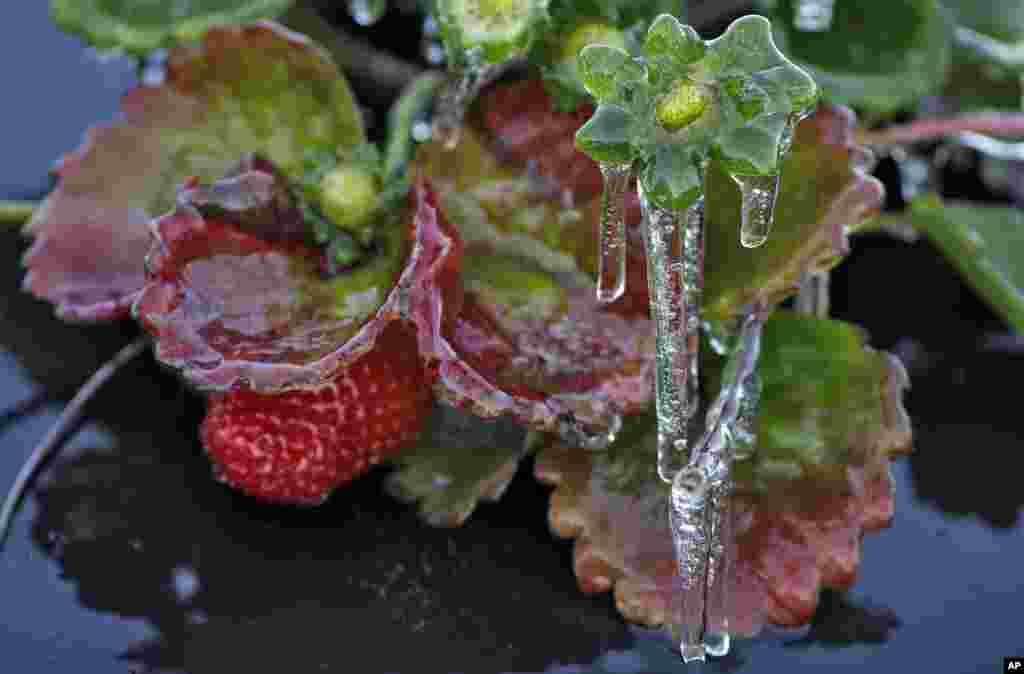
[433,61,502,150]
[731,173,780,249]
[638,186,705,484]
[348,0,387,26]
[596,163,633,303]
[670,311,765,661]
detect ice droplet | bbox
[433,61,502,150]
[348,0,387,26]
[731,173,780,248]
[794,0,836,32]
[596,163,633,303]
[638,186,705,483]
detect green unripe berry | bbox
[318,165,379,233]
[655,80,710,131]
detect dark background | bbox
[0,2,1022,672]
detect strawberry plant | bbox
[2,0,1023,667]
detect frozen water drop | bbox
[732,173,780,248]
[433,61,502,150]
[348,0,387,26]
[794,0,835,32]
[596,163,632,303]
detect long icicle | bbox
[639,185,705,484]
[670,310,765,661]
[595,163,633,303]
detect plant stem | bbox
[858,113,1024,146]
[0,200,36,226]
[384,72,445,180]
[0,338,148,548]
[283,4,423,105]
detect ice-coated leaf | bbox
[640,143,704,210]
[643,14,706,74]
[416,98,656,441]
[135,180,458,392]
[534,312,912,635]
[445,78,650,317]
[23,21,364,322]
[51,0,294,54]
[762,0,953,114]
[577,45,647,104]
[703,103,885,323]
[387,404,528,527]
[573,14,819,209]
[874,195,1024,332]
[574,105,638,164]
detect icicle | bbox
[794,0,836,32]
[638,185,705,483]
[669,466,712,663]
[433,61,502,150]
[348,0,387,26]
[702,479,734,657]
[668,311,765,661]
[731,173,780,248]
[796,271,831,318]
[596,163,632,303]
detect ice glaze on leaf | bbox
[535,312,911,635]
[703,103,885,323]
[387,404,529,527]
[135,179,457,392]
[23,21,364,322]
[417,95,656,443]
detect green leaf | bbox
[762,0,954,115]
[574,104,638,163]
[643,13,706,84]
[575,12,818,209]
[577,44,646,103]
[387,405,529,527]
[639,144,704,210]
[944,0,1024,43]
[51,0,293,55]
[894,195,1024,332]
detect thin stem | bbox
[383,72,445,180]
[0,200,36,226]
[283,4,423,105]
[0,338,148,548]
[858,113,1024,147]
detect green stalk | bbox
[910,194,1024,332]
[384,72,445,181]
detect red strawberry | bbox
[201,324,431,504]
